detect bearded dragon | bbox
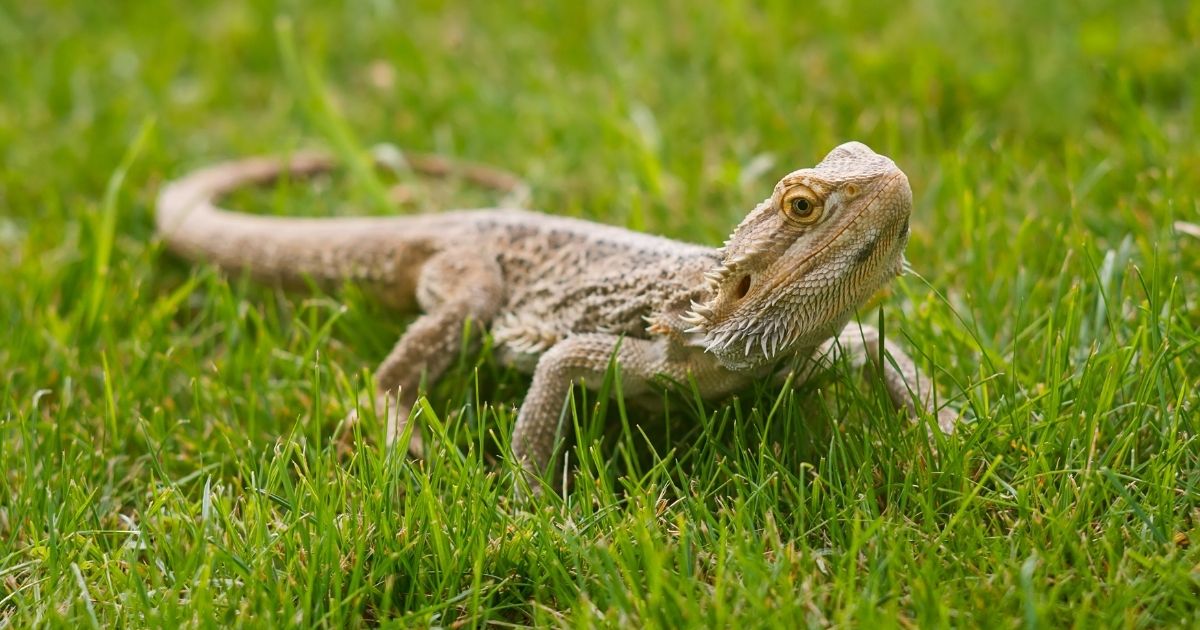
[157,141,956,491]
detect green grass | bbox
[2,0,1199,627]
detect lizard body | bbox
[157,142,955,492]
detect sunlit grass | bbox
[1,0,1197,626]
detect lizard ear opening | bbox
[734,275,752,300]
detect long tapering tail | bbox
[155,147,527,304]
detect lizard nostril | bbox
[734,275,752,300]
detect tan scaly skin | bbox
[156,141,957,495]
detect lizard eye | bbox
[782,188,822,223]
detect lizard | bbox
[156,141,957,493]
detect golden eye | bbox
[782,188,822,223]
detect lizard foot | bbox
[513,461,549,504]
[936,406,959,435]
[384,400,425,458]
[335,398,425,459]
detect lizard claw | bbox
[936,406,959,435]
[337,397,425,459]
[384,401,425,459]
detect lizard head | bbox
[683,141,913,371]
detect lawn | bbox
[2,0,1198,627]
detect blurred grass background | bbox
[1,0,1198,626]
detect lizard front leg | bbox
[363,250,504,454]
[511,334,723,495]
[795,323,958,433]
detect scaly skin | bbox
[156,142,957,494]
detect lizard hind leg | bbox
[357,249,505,456]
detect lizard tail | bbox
[155,147,527,304]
